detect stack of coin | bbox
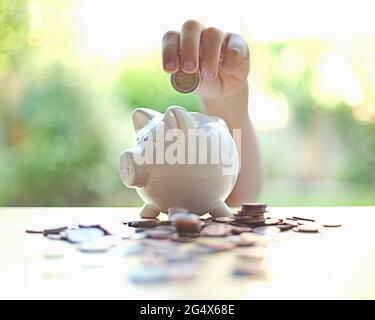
[233,203,267,226]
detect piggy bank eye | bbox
[142,136,149,142]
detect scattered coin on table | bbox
[26,223,68,234]
[253,226,281,235]
[128,219,160,228]
[26,203,342,284]
[45,233,64,240]
[293,216,315,222]
[77,236,120,253]
[64,227,105,243]
[276,224,294,231]
[293,223,321,233]
[145,228,175,240]
[283,219,299,227]
[318,219,342,227]
[99,221,136,238]
[200,223,232,237]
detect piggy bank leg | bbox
[209,200,232,218]
[139,204,160,219]
[168,207,189,219]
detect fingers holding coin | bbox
[162,21,249,94]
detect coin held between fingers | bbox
[170,70,200,94]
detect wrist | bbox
[200,82,249,119]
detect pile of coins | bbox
[26,203,342,283]
[233,203,267,225]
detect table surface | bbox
[0,206,374,300]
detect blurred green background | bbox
[1,0,374,206]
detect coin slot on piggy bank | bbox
[119,106,239,219]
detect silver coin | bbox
[284,219,299,227]
[276,224,294,231]
[293,224,321,233]
[99,221,136,238]
[253,226,281,235]
[45,233,64,240]
[297,219,316,225]
[77,236,119,253]
[319,220,342,227]
[170,70,200,93]
[64,227,105,243]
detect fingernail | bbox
[183,61,195,72]
[228,47,241,57]
[165,62,176,71]
[201,69,215,80]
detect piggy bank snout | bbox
[119,150,148,188]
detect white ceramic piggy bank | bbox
[119,106,239,219]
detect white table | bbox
[1,207,374,299]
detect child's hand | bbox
[162,20,249,99]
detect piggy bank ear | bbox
[163,106,198,134]
[212,116,228,129]
[132,108,160,132]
